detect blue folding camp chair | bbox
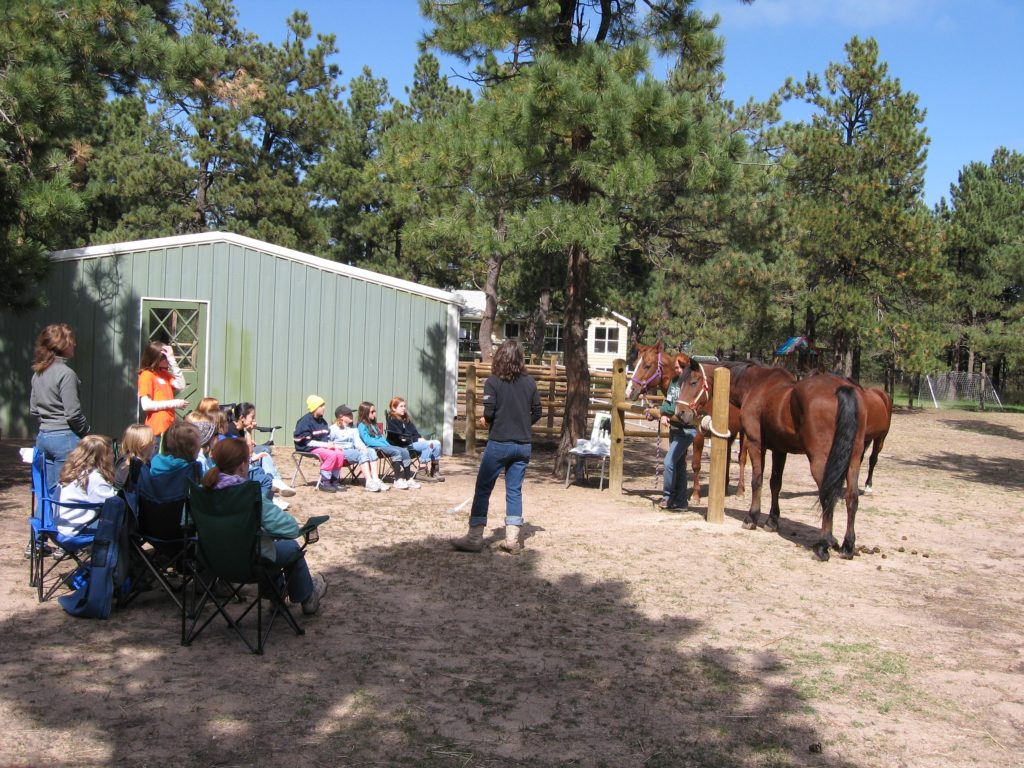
[28,450,102,603]
[120,463,198,611]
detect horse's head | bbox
[626,340,666,400]
[674,359,712,427]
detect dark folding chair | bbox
[182,480,328,654]
[121,463,197,611]
[28,450,101,602]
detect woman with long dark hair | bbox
[453,339,541,554]
[30,323,90,490]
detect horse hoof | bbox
[812,544,831,561]
[863,486,873,495]
[764,518,779,533]
[742,520,757,531]
[839,549,855,560]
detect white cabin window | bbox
[594,326,619,354]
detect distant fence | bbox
[457,356,663,452]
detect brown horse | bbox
[627,341,748,500]
[676,360,866,561]
[861,387,893,493]
[807,373,893,494]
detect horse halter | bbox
[677,363,711,412]
[629,353,663,394]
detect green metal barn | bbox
[0,232,462,452]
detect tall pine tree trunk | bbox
[479,209,507,363]
[527,258,552,361]
[556,241,591,475]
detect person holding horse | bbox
[647,354,698,511]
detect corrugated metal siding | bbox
[0,239,453,442]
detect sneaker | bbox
[394,478,409,490]
[317,480,337,493]
[364,479,381,492]
[271,479,297,497]
[657,498,687,511]
[376,479,391,491]
[302,573,328,615]
[330,478,347,492]
[407,478,422,490]
[272,497,290,510]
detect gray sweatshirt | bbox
[30,357,90,436]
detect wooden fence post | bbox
[609,358,626,493]
[465,363,476,455]
[706,366,731,524]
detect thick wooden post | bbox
[706,366,731,524]
[609,358,626,493]
[465,364,477,455]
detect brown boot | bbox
[498,524,522,554]
[452,525,485,552]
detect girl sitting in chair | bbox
[201,438,327,615]
[386,396,444,482]
[56,435,118,537]
[357,401,419,490]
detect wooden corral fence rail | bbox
[460,358,730,524]
[457,356,664,453]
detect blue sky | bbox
[235,0,1023,208]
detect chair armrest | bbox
[299,515,330,546]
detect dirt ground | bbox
[0,407,1022,768]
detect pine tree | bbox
[943,148,1024,383]
[782,37,946,380]
[421,0,745,467]
[0,0,169,309]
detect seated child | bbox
[387,396,444,482]
[357,401,419,490]
[200,438,328,615]
[55,435,118,537]
[328,405,387,492]
[231,402,296,497]
[114,423,154,492]
[293,395,347,493]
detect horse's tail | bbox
[820,386,859,515]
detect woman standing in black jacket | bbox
[453,339,541,554]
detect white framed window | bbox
[594,326,620,354]
[504,321,521,339]
[543,324,563,353]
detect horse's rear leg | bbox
[735,435,747,498]
[764,450,787,532]
[744,442,766,530]
[864,436,885,493]
[839,459,863,559]
[689,432,704,504]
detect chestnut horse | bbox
[807,373,893,493]
[861,387,893,493]
[675,360,866,561]
[627,341,747,500]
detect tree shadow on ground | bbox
[892,450,1024,489]
[0,537,856,767]
[939,418,1024,442]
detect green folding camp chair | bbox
[181,479,327,654]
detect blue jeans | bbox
[411,439,441,463]
[663,428,696,506]
[247,464,274,500]
[254,445,282,482]
[274,540,313,603]
[376,444,411,467]
[36,429,81,490]
[470,441,531,527]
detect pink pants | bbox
[312,447,346,472]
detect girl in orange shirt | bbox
[137,342,188,437]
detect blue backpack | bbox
[59,495,128,619]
